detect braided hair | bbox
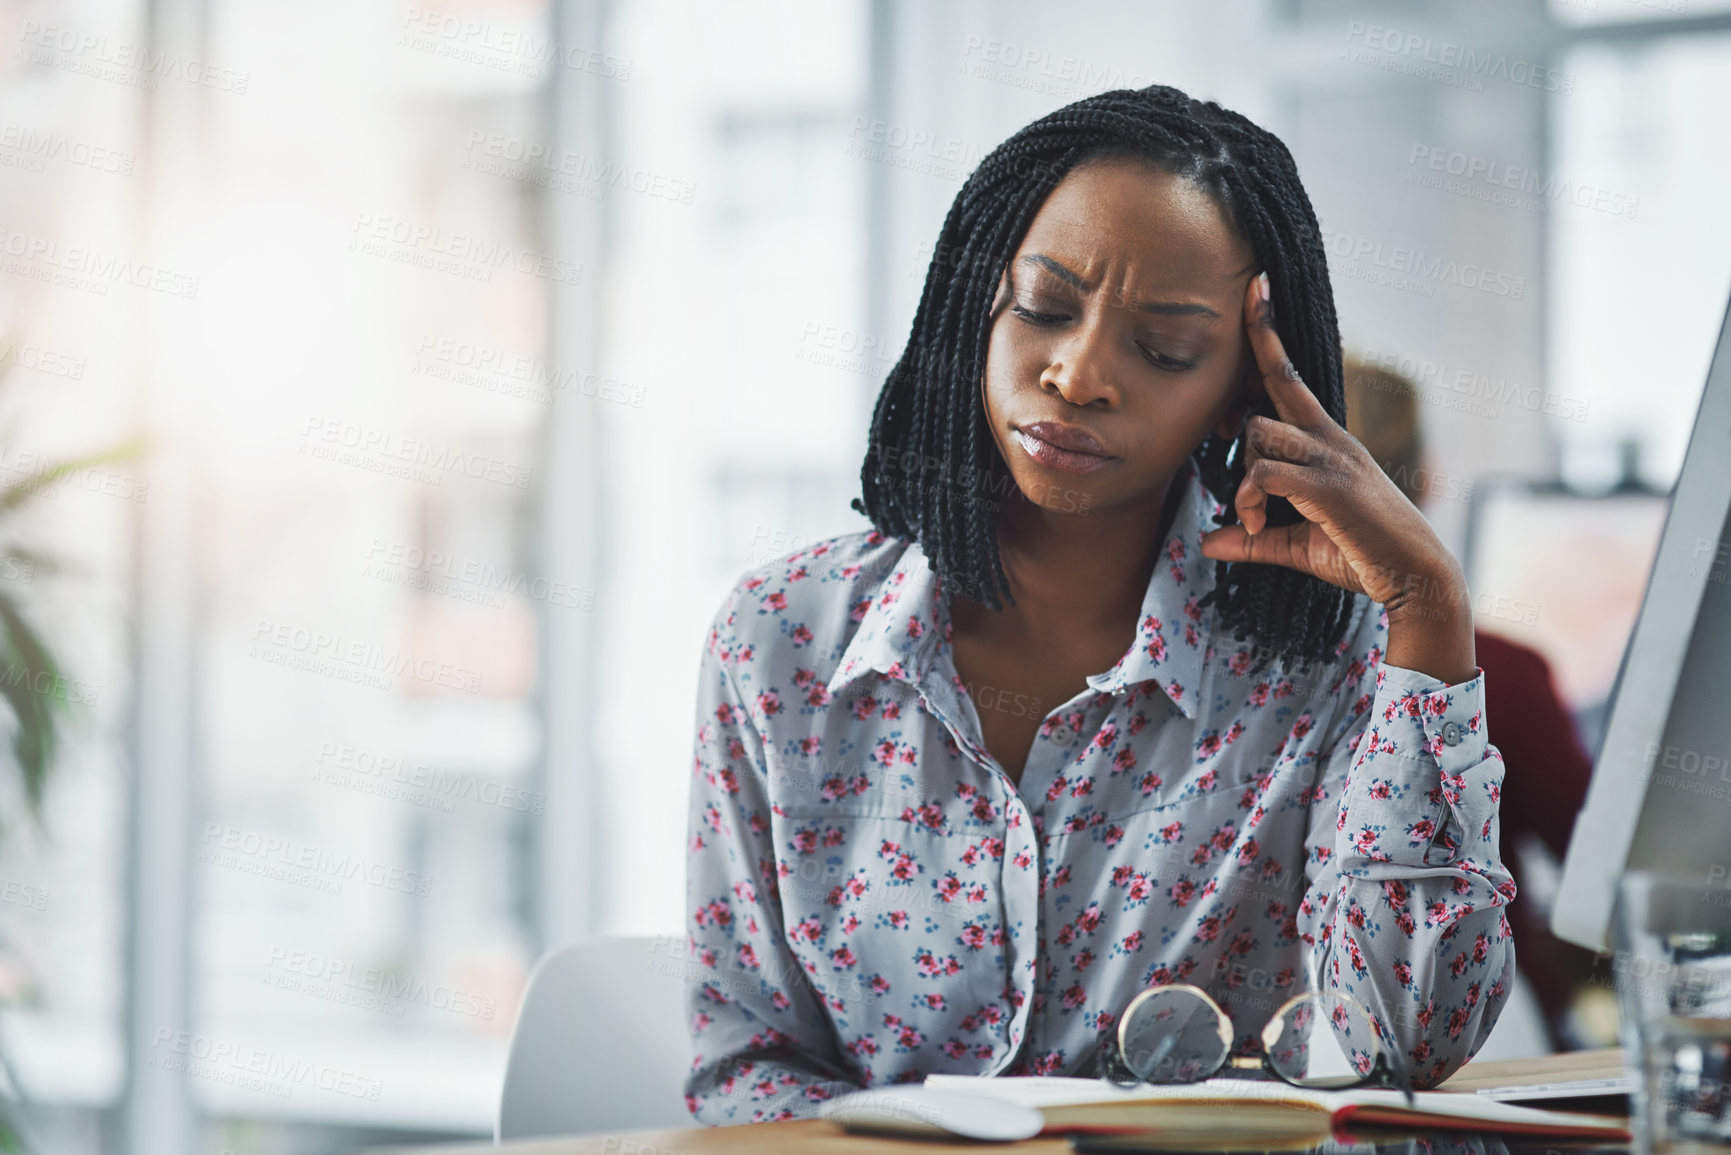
[852,84,1357,670]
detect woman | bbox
[683,85,1515,1125]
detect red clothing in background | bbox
[1475,629,1597,1038]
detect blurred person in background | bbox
[1342,352,1599,1051]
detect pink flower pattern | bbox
[683,464,1515,1124]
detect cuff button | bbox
[1441,721,1464,747]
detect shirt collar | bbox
[1081,461,1219,717]
[828,462,1222,719]
[825,542,949,697]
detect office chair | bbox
[496,935,697,1142]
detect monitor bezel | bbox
[1552,292,1731,951]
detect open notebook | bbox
[1434,1048,1635,1104]
[917,1074,1633,1141]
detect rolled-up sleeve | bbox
[1297,615,1517,1089]
[683,591,863,1124]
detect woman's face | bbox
[982,155,1262,524]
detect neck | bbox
[978,469,1189,640]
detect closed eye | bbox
[1011,300,1196,370]
[1138,344,1196,372]
[1010,304,1068,326]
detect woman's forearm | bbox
[1299,661,1518,1088]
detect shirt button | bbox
[1441,721,1464,747]
[1049,723,1075,745]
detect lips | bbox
[1012,421,1112,475]
[1018,422,1107,454]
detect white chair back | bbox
[497,935,696,1142]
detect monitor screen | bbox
[1553,294,1731,950]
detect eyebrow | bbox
[1018,254,1222,318]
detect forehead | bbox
[1015,156,1252,285]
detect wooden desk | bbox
[358,1049,1630,1155]
[360,1119,1072,1154]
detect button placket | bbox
[1013,711,1084,814]
[912,672,1038,1073]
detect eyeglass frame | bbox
[1095,982,1414,1102]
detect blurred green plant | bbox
[0,362,144,1150]
[0,439,141,812]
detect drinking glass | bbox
[1614,871,1731,1155]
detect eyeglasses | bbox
[1096,983,1408,1094]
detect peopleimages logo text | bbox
[0,227,199,298]
[15,21,251,93]
[200,823,433,896]
[348,213,582,286]
[397,8,631,80]
[1343,22,1574,93]
[249,617,485,694]
[1407,144,1639,219]
[264,946,498,1020]
[148,1029,382,1101]
[300,416,533,489]
[0,122,134,174]
[1320,228,1526,300]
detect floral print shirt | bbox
[681,462,1516,1124]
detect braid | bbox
[854,84,1356,669]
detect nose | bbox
[1040,317,1120,408]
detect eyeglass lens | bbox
[1263,992,1386,1086]
[1117,986,1231,1083]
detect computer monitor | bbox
[1553,293,1731,951]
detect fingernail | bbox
[1257,272,1270,303]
